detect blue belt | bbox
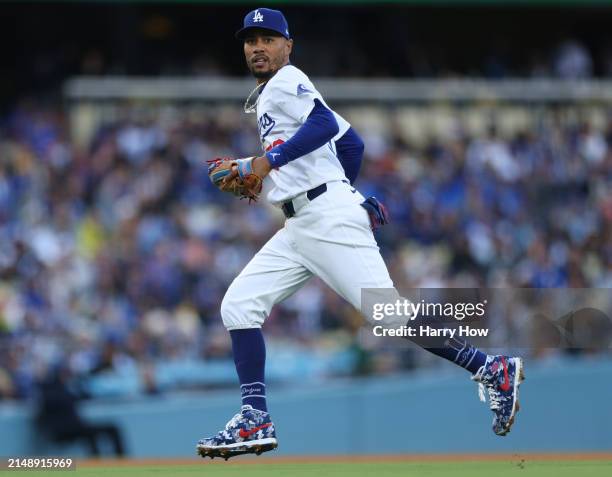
[281,183,328,218]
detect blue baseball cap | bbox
[235,8,291,40]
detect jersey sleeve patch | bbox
[267,69,322,123]
[297,83,314,96]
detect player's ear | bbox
[286,39,293,56]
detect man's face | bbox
[244,29,293,81]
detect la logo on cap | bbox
[253,10,264,22]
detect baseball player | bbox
[197,7,524,460]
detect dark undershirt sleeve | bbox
[265,99,339,168]
[334,127,364,184]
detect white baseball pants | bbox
[220,180,395,330]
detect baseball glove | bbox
[207,157,263,202]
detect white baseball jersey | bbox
[255,64,351,205]
[221,66,395,333]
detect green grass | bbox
[3,460,611,477]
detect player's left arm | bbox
[264,98,339,168]
[226,98,339,183]
[266,99,365,185]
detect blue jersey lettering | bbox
[258,113,276,140]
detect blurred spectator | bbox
[553,40,593,79]
[35,366,125,456]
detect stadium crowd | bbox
[0,102,610,401]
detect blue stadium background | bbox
[0,0,611,457]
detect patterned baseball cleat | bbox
[196,405,277,460]
[472,356,525,436]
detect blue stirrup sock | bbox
[229,328,268,412]
[425,336,488,374]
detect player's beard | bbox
[248,56,287,81]
[249,62,275,80]
[251,68,273,80]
